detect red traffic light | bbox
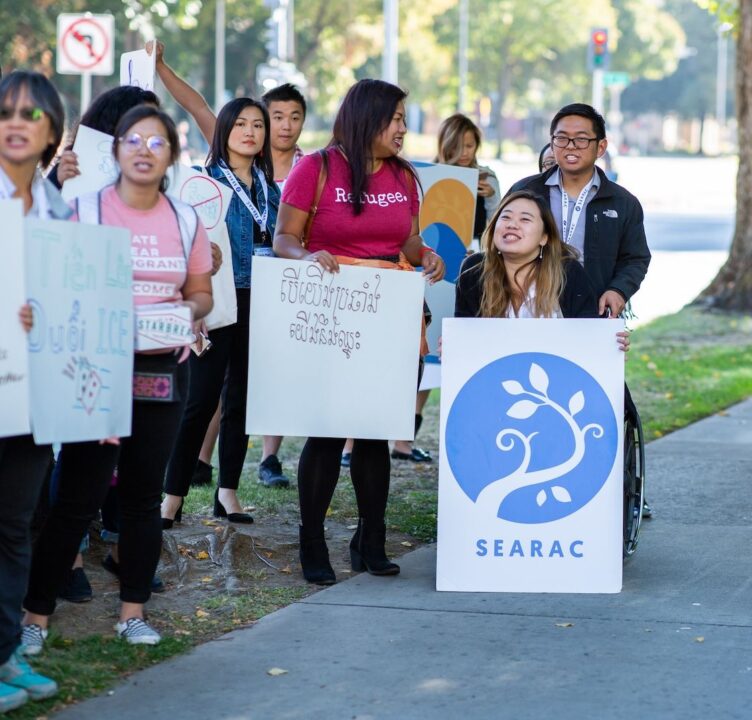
[592,30,608,45]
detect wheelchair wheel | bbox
[623,407,645,558]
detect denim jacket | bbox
[205,163,280,288]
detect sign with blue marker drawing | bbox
[437,319,624,593]
[25,219,134,444]
[0,200,31,438]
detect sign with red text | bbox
[438,319,624,593]
[247,258,425,439]
[57,14,115,76]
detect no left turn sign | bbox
[57,14,115,76]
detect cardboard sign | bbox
[25,219,134,444]
[119,48,156,90]
[135,302,193,351]
[61,125,117,202]
[167,165,237,330]
[437,318,624,593]
[0,200,31,438]
[246,257,425,439]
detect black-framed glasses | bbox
[0,106,45,122]
[551,135,599,149]
[118,133,171,155]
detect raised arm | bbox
[148,41,217,144]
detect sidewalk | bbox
[57,400,752,720]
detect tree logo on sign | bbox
[446,353,618,523]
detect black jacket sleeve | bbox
[454,253,484,318]
[607,194,650,301]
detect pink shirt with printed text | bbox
[71,185,212,306]
[281,147,419,258]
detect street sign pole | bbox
[80,72,92,113]
[592,69,604,113]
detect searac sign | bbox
[57,14,115,75]
[437,319,624,593]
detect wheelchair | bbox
[623,387,645,558]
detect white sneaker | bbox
[18,625,47,657]
[115,618,161,645]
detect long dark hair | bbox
[331,78,417,216]
[0,71,64,168]
[112,105,180,193]
[78,86,159,139]
[206,97,274,185]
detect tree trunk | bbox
[700,0,752,309]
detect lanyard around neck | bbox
[560,172,596,246]
[218,160,268,234]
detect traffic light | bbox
[588,28,610,71]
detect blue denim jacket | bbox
[205,163,280,288]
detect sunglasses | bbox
[118,132,171,155]
[0,106,45,122]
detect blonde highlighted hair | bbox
[478,190,578,318]
[435,113,482,166]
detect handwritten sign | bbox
[0,200,31,438]
[25,219,134,444]
[61,125,117,202]
[135,302,193,351]
[437,319,624,593]
[246,257,425,439]
[167,165,236,330]
[119,48,156,90]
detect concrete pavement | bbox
[56,400,752,720]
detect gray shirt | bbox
[545,168,599,258]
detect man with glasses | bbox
[509,103,650,319]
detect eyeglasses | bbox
[551,135,600,149]
[118,133,171,155]
[0,106,45,122]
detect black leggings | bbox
[25,355,188,613]
[298,438,391,530]
[164,289,250,495]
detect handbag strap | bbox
[301,149,329,248]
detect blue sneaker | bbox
[0,682,27,714]
[0,653,57,700]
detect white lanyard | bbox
[560,173,596,246]
[218,160,268,236]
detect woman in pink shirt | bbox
[274,79,445,585]
[22,106,213,648]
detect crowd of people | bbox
[0,42,649,713]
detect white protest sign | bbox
[412,161,480,388]
[247,257,425,439]
[167,165,236,330]
[0,200,31,438]
[135,302,193,351]
[61,125,117,202]
[437,318,624,593]
[119,48,156,91]
[25,219,134,444]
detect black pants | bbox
[24,355,188,613]
[298,438,391,530]
[0,436,52,664]
[164,289,250,496]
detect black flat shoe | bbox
[213,489,254,524]
[391,447,432,463]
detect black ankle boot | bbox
[349,518,400,576]
[299,526,336,586]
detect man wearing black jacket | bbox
[509,103,650,317]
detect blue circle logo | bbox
[446,352,618,523]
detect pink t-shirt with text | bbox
[281,147,419,258]
[71,185,212,307]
